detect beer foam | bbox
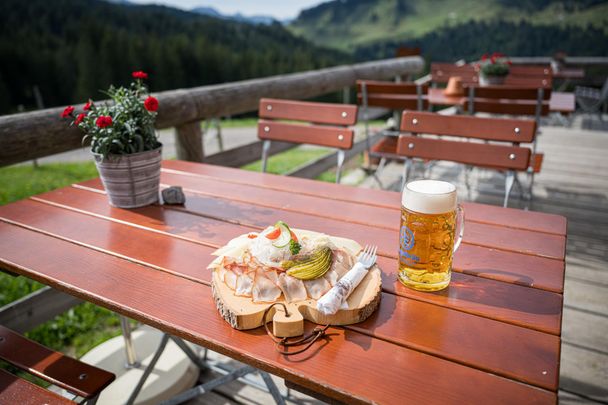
[402,180,457,214]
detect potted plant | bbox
[62,71,162,208]
[477,52,511,86]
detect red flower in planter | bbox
[144,96,159,112]
[132,70,148,80]
[61,106,75,118]
[74,113,85,125]
[96,116,113,128]
[481,53,488,61]
[84,101,93,111]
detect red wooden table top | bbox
[0,161,567,404]
[428,87,575,113]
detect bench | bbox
[0,324,115,404]
[356,80,428,184]
[257,98,358,183]
[396,111,537,207]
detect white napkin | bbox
[317,262,368,315]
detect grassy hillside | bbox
[289,0,608,51]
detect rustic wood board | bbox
[209,231,382,337]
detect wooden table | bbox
[0,161,567,404]
[428,87,576,114]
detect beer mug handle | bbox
[454,204,465,253]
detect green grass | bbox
[0,161,125,358]
[242,146,332,174]
[0,161,98,205]
[205,117,259,128]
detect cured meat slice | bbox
[252,273,282,303]
[235,273,254,297]
[277,273,308,303]
[224,269,237,290]
[264,269,279,285]
[323,268,340,286]
[332,249,354,278]
[217,266,227,283]
[303,277,331,300]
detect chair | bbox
[257,98,357,183]
[396,111,537,207]
[356,80,428,186]
[575,77,608,121]
[0,324,115,404]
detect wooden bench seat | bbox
[0,368,74,405]
[0,325,115,402]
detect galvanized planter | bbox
[479,74,506,86]
[93,147,162,209]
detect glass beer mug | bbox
[398,180,464,292]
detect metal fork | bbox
[358,244,378,269]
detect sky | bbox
[127,0,326,20]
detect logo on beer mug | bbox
[399,225,419,265]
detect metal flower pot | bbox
[93,146,162,208]
[479,74,506,86]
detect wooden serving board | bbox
[210,232,383,337]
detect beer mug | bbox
[398,180,464,292]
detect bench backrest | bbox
[466,85,551,117]
[508,65,552,78]
[257,98,357,150]
[356,80,429,111]
[397,111,535,171]
[431,63,479,85]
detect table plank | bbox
[77,175,566,260]
[40,186,565,297]
[0,222,557,404]
[0,200,560,389]
[161,160,568,236]
[23,190,564,334]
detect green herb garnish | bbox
[289,239,301,255]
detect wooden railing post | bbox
[175,121,204,162]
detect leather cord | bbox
[262,303,330,356]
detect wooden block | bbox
[272,306,304,338]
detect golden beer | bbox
[398,180,464,292]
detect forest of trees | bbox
[1,0,607,116]
[354,20,608,62]
[0,0,346,115]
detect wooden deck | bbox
[185,118,607,404]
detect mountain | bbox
[0,0,346,115]
[289,0,608,52]
[191,6,276,25]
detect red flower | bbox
[507,60,513,66]
[61,106,75,118]
[490,55,497,64]
[144,96,159,112]
[481,53,488,61]
[95,116,113,128]
[84,101,93,111]
[132,70,148,80]
[75,113,85,125]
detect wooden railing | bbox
[0,56,424,167]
